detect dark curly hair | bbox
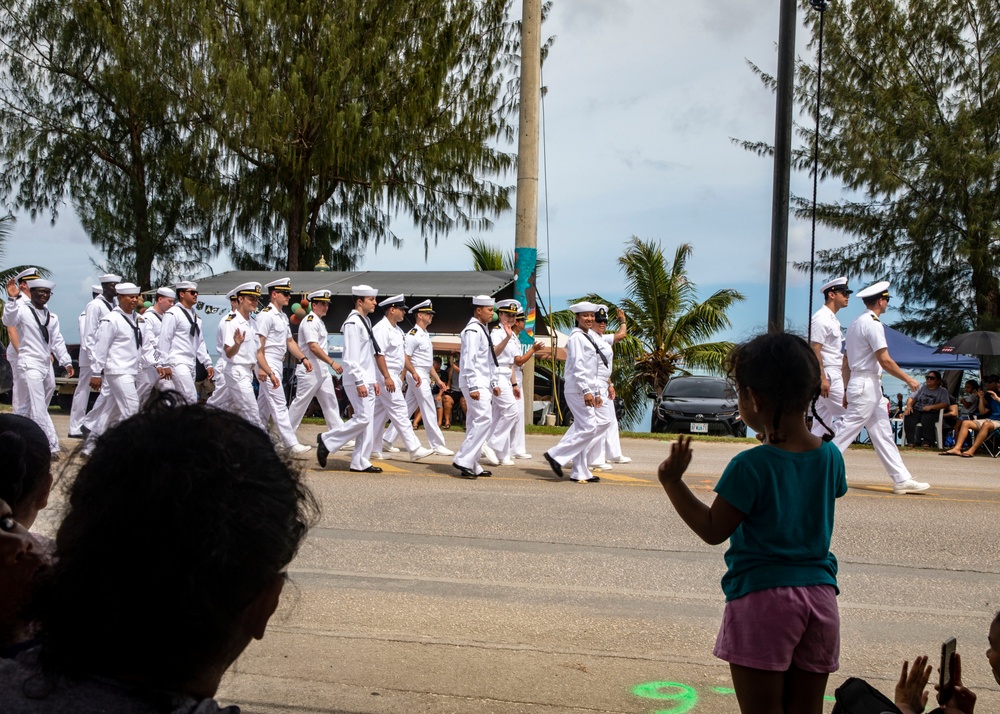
[0,414,51,520]
[725,332,829,443]
[34,391,319,685]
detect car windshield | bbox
[663,379,735,400]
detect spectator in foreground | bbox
[0,390,318,712]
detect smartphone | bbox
[940,637,957,691]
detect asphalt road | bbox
[39,417,1000,713]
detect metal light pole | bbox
[768,0,797,334]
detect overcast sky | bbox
[5,0,869,345]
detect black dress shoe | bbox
[452,462,478,479]
[80,425,91,436]
[543,452,563,478]
[478,470,492,477]
[571,476,600,483]
[350,465,383,473]
[316,434,330,467]
[67,433,84,440]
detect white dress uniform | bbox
[833,284,916,487]
[485,307,520,462]
[83,298,146,453]
[586,329,622,467]
[511,337,529,457]
[158,289,212,405]
[453,301,499,475]
[370,304,429,458]
[402,312,449,452]
[3,268,40,417]
[810,303,846,436]
[317,286,381,471]
[69,284,117,434]
[255,299,300,449]
[545,303,612,482]
[136,310,165,402]
[9,283,73,453]
[213,283,263,428]
[288,293,343,431]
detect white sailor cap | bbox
[495,299,521,314]
[472,295,495,307]
[265,277,292,293]
[378,294,408,310]
[175,281,197,291]
[409,299,434,314]
[820,276,852,294]
[307,289,332,303]
[98,273,122,284]
[115,282,141,296]
[569,301,599,314]
[234,281,262,298]
[90,284,102,294]
[30,279,54,291]
[856,280,891,300]
[155,287,176,299]
[352,284,378,297]
[226,288,238,301]
[14,268,40,283]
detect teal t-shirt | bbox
[714,439,847,602]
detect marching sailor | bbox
[452,295,501,479]
[157,281,214,405]
[8,279,74,456]
[3,267,42,417]
[215,282,266,427]
[484,299,521,466]
[136,287,175,403]
[287,290,346,433]
[810,277,852,436]
[510,309,544,459]
[68,273,119,437]
[369,295,434,462]
[316,285,386,473]
[833,281,928,494]
[588,305,630,470]
[255,278,314,456]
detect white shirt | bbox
[91,307,143,375]
[491,325,519,374]
[810,305,843,370]
[10,303,71,370]
[3,294,27,360]
[79,296,115,367]
[404,325,434,372]
[565,327,601,395]
[371,317,405,379]
[460,317,497,392]
[297,312,328,359]
[844,309,887,375]
[591,330,614,384]
[341,310,379,386]
[159,304,212,370]
[222,311,258,367]
[139,310,166,369]
[256,305,292,362]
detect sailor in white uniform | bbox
[382,299,453,456]
[215,282,265,428]
[543,302,612,483]
[69,273,119,437]
[8,280,74,456]
[587,305,630,470]
[484,299,521,465]
[254,278,314,456]
[205,290,239,407]
[452,295,501,478]
[82,283,147,455]
[510,309,544,459]
[287,290,346,432]
[3,268,42,417]
[157,281,215,405]
[136,287,175,403]
[833,281,929,494]
[316,285,386,472]
[369,295,434,462]
[810,277,852,436]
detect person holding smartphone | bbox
[941,374,1000,457]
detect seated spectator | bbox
[903,371,951,447]
[959,379,981,417]
[942,375,1000,456]
[0,390,318,712]
[441,356,466,428]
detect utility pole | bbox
[768,0,797,334]
[514,0,542,422]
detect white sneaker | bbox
[500,458,515,466]
[410,446,434,462]
[339,439,355,451]
[608,455,632,464]
[383,440,401,453]
[432,445,455,456]
[481,445,500,466]
[591,463,613,472]
[370,451,384,460]
[893,479,930,494]
[514,452,532,459]
[289,443,312,457]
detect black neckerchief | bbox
[479,322,499,367]
[581,330,609,367]
[120,312,142,349]
[26,305,50,344]
[178,306,199,337]
[98,296,114,312]
[352,312,381,355]
[148,311,163,322]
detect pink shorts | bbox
[713,585,840,673]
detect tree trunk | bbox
[969,228,1000,331]
[129,124,153,290]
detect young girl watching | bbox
[658,332,847,714]
[0,414,54,536]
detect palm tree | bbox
[561,236,744,429]
[466,237,547,273]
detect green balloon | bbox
[290,302,301,313]
[143,301,153,309]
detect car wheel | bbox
[651,412,666,434]
[733,423,747,438]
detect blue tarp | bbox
[883,325,979,370]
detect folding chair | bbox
[982,428,1000,457]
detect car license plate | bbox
[690,423,708,433]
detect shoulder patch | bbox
[871,315,880,322]
[408,328,417,335]
[262,305,272,312]
[137,316,145,324]
[225,314,235,322]
[306,314,314,322]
